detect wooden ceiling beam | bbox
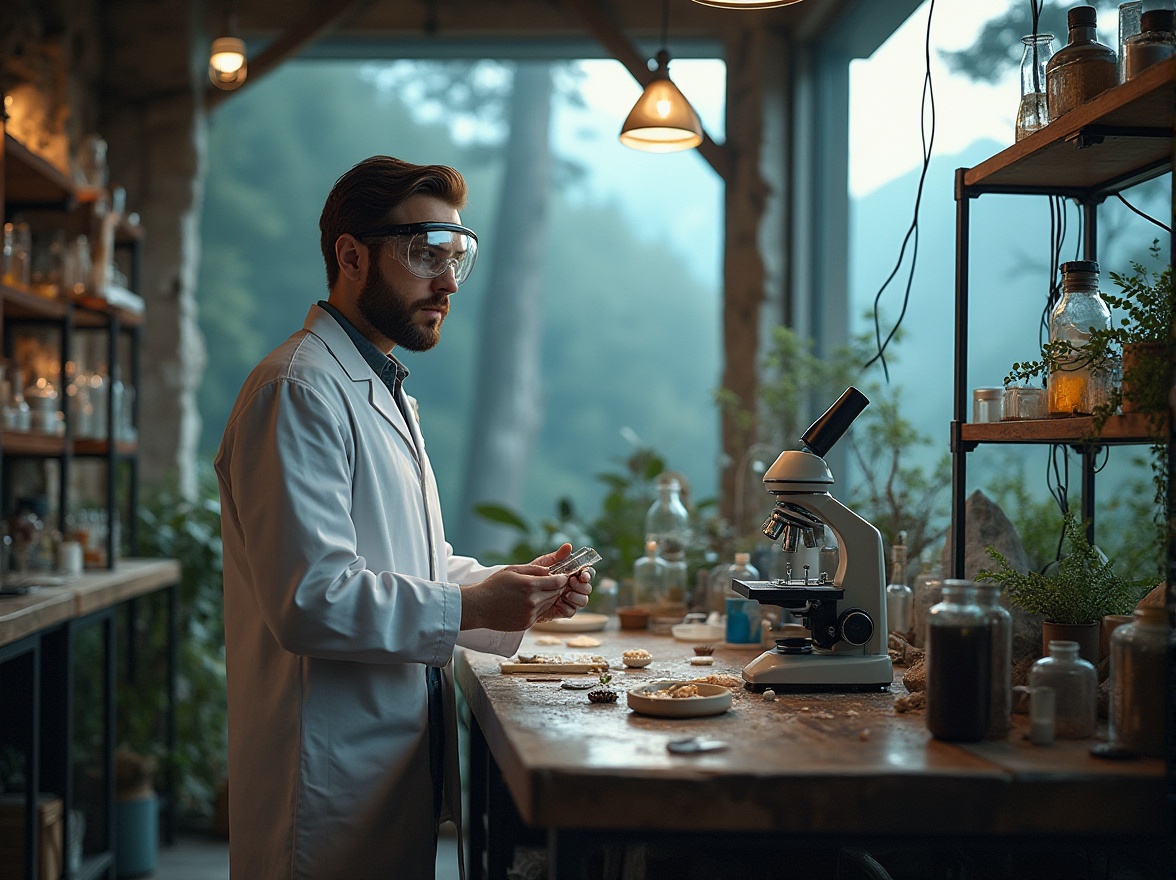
[205,0,370,109]
[558,0,730,182]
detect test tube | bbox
[1030,686,1056,745]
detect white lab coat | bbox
[215,304,521,879]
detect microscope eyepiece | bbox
[800,387,870,458]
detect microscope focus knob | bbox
[837,608,873,646]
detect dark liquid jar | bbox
[926,582,991,742]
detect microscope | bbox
[734,387,893,691]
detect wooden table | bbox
[456,623,1170,880]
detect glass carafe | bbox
[1016,33,1056,140]
[1047,260,1111,417]
[885,532,913,634]
[645,475,690,608]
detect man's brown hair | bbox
[318,156,468,288]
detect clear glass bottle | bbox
[632,540,665,606]
[910,550,943,649]
[1016,33,1056,140]
[885,532,913,634]
[709,551,758,614]
[1046,5,1118,120]
[1124,9,1176,80]
[974,582,1012,738]
[926,582,991,742]
[1108,607,1172,756]
[1030,640,1097,738]
[645,475,690,607]
[1047,260,1112,417]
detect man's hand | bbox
[532,543,594,622]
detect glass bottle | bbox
[910,550,943,648]
[645,475,690,607]
[709,551,759,614]
[1124,9,1176,80]
[632,540,665,607]
[885,532,913,634]
[1046,260,1112,417]
[974,582,1012,738]
[1016,33,1056,140]
[1030,640,1097,738]
[1108,607,1172,756]
[926,582,991,742]
[1046,5,1118,121]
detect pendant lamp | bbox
[619,50,703,152]
[209,36,248,89]
[691,0,804,7]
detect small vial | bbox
[1029,686,1056,745]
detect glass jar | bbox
[1118,1,1143,82]
[1047,260,1112,417]
[974,582,1012,737]
[632,540,665,606]
[910,550,943,648]
[1001,384,1047,420]
[972,387,1003,423]
[1124,9,1176,80]
[1030,640,1097,738]
[709,551,759,615]
[1108,607,1172,756]
[1046,5,1117,120]
[1016,33,1056,140]
[926,582,991,742]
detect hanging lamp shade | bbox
[209,36,248,89]
[691,0,804,7]
[619,51,703,153]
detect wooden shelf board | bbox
[1,431,67,456]
[961,412,1165,445]
[72,295,145,328]
[1,283,68,319]
[3,133,75,206]
[963,58,1176,195]
[72,439,138,457]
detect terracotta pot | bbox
[1120,341,1167,413]
[1099,614,1133,662]
[1042,620,1100,666]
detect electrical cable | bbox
[862,0,937,380]
[1045,443,1070,566]
[1114,192,1172,233]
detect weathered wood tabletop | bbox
[456,621,1167,842]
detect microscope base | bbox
[741,650,892,692]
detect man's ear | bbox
[335,234,368,283]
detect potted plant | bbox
[1104,241,1172,416]
[977,512,1151,664]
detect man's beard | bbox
[356,259,447,352]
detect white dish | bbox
[531,612,609,633]
[626,680,733,718]
[671,622,725,642]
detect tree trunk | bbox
[455,62,553,557]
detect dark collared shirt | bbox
[317,300,445,826]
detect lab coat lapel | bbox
[302,306,418,460]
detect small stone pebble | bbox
[859,729,871,741]
[762,689,776,702]
[689,656,714,666]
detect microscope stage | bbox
[733,579,844,605]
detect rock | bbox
[940,489,1042,665]
[902,656,926,693]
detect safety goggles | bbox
[357,222,479,285]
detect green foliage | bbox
[129,464,228,820]
[598,671,613,688]
[977,512,1151,624]
[1106,241,1174,347]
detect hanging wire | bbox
[1044,443,1071,567]
[1115,192,1172,233]
[660,0,670,55]
[862,0,938,380]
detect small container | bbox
[1046,261,1111,417]
[725,597,762,645]
[1108,607,1172,756]
[1029,686,1057,745]
[1029,640,1097,738]
[926,582,991,742]
[972,387,1004,423]
[1124,9,1175,80]
[1118,1,1143,82]
[974,582,1012,737]
[1001,385,1048,420]
[616,606,650,630]
[2,221,33,289]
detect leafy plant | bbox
[1106,241,1174,347]
[977,512,1151,624]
